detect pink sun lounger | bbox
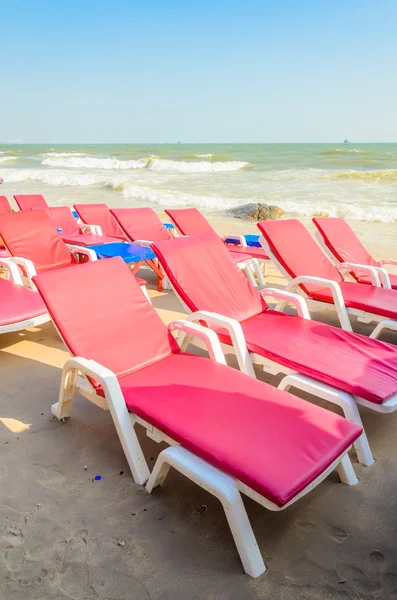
[32,256,360,577]
[0,210,148,298]
[153,232,397,468]
[165,207,269,286]
[257,219,397,339]
[313,216,397,290]
[46,206,123,246]
[0,196,12,213]
[14,194,49,211]
[0,259,49,334]
[73,203,126,240]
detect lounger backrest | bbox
[0,196,12,213]
[46,206,81,236]
[0,210,74,272]
[153,233,267,322]
[74,203,126,238]
[313,217,378,268]
[257,219,343,294]
[34,257,179,377]
[164,208,215,236]
[110,208,173,242]
[14,194,48,211]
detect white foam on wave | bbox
[0,156,18,163]
[122,184,240,209]
[194,153,213,158]
[275,199,397,223]
[0,167,116,187]
[41,156,149,170]
[40,152,89,158]
[147,158,249,172]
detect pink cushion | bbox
[61,233,122,246]
[0,279,47,326]
[313,217,378,282]
[110,208,173,242]
[310,280,397,320]
[225,244,269,260]
[14,194,48,211]
[0,247,10,257]
[46,206,81,236]
[0,196,11,214]
[33,257,179,378]
[238,311,397,405]
[153,234,268,322]
[0,211,75,273]
[74,204,126,240]
[119,352,361,507]
[165,208,215,235]
[257,219,343,296]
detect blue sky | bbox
[2,0,396,143]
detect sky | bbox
[1,0,397,143]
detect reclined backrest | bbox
[164,208,215,236]
[34,257,179,377]
[0,210,74,272]
[46,206,81,236]
[14,194,48,211]
[0,196,12,213]
[111,207,173,242]
[257,219,343,295]
[153,233,267,323]
[313,217,378,268]
[74,203,126,239]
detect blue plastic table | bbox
[87,242,164,290]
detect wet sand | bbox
[1,221,397,599]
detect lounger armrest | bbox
[286,275,352,331]
[67,245,98,262]
[9,257,38,289]
[133,240,153,247]
[80,224,97,234]
[62,357,122,397]
[221,235,247,246]
[261,288,311,319]
[168,320,227,365]
[378,259,397,267]
[185,311,256,377]
[338,262,382,287]
[0,258,23,285]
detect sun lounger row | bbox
[2,196,397,576]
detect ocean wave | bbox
[41,156,149,170]
[122,184,240,209]
[40,152,89,158]
[333,169,397,182]
[0,156,18,163]
[276,199,397,223]
[259,168,397,183]
[182,153,214,159]
[147,158,249,172]
[40,155,249,173]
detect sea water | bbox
[1,143,397,224]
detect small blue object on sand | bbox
[94,475,101,481]
[87,242,156,264]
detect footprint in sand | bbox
[323,522,351,544]
[59,530,89,599]
[336,551,397,598]
[295,520,318,533]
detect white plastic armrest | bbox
[184,310,256,377]
[67,245,98,262]
[9,256,38,289]
[261,287,311,319]
[133,240,153,247]
[64,356,118,385]
[378,259,397,267]
[286,275,352,331]
[221,234,247,246]
[80,224,97,234]
[168,320,226,365]
[0,258,23,284]
[338,262,382,287]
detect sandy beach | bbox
[2,217,397,600]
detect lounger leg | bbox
[146,446,266,578]
[51,366,78,420]
[337,454,358,486]
[245,263,258,288]
[278,374,374,467]
[370,319,397,339]
[252,258,266,286]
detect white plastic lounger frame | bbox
[169,223,264,288]
[166,278,397,468]
[50,317,357,578]
[0,259,50,333]
[259,235,397,338]
[219,233,270,286]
